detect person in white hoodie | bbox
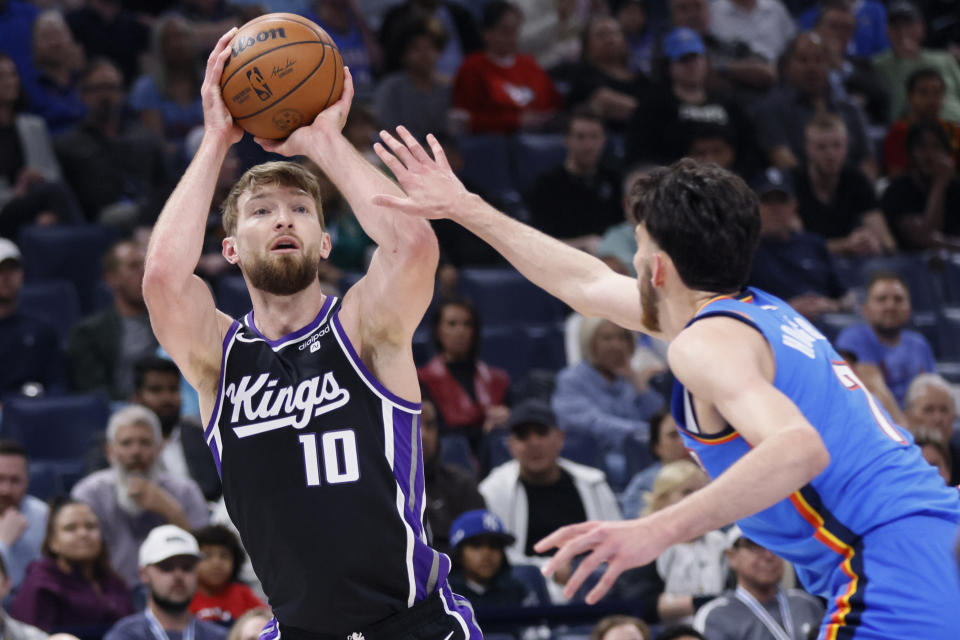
[479,399,621,602]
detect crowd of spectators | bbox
[2,0,960,637]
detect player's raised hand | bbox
[534,517,672,604]
[201,27,243,146]
[371,127,471,220]
[255,67,355,157]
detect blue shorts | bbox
[817,514,960,639]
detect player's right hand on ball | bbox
[201,27,243,146]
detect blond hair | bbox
[578,317,633,366]
[221,161,325,236]
[642,459,706,516]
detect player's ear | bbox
[319,231,332,259]
[222,236,240,264]
[651,253,667,287]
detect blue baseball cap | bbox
[664,27,706,61]
[449,509,515,549]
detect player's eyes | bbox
[254,208,268,216]
[294,206,308,214]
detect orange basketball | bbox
[220,13,344,139]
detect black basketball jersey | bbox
[204,296,460,635]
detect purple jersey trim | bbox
[330,311,422,411]
[244,295,334,348]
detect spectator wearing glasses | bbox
[104,525,227,640]
[479,399,621,600]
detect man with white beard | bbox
[72,405,209,586]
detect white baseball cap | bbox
[0,238,21,265]
[139,525,201,567]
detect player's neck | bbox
[249,280,328,340]
[662,288,724,340]
[148,601,193,632]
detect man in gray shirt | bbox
[694,528,824,640]
[72,405,208,586]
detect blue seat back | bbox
[440,434,475,477]
[459,268,566,327]
[18,225,118,314]
[512,134,566,194]
[19,279,80,347]
[459,135,514,196]
[1,394,109,461]
[511,564,551,606]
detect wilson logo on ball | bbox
[231,27,288,57]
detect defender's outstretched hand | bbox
[534,517,673,604]
[371,128,471,220]
[201,27,244,146]
[255,67,355,157]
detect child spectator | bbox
[11,500,133,633]
[446,509,535,610]
[189,525,264,626]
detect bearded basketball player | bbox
[143,30,482,640]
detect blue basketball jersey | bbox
[671,288,960,599]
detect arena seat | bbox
[1,394,109,461]
[511,133,567,194]
[440,434,475,477]
[216,274,252,320]
[459,268,567,327]
[940,256,960,305]
[480,323,566,382]
[936,308,960,360]
[459,135,515,196]
[511,564,552,606]
[19,279,79,347]
[18,224,118,314]
[28,459,87,501]
[560,430,604,470]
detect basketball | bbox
[220,13,344,139]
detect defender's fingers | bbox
[426,134,451,172]
[378,130,418,170]
[395,126,432,165]
[373,142,410,179]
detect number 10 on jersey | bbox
[298,430,361,486]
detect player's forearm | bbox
[450,193,621,318]
[656,425,829,542]
[145,136,229,294]
[308,130,435,253]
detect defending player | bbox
[370,132,960,640]
[143,31,481,640]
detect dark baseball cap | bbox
[507,399,558,433]
[887,1,921,23]
[752,168,795,202]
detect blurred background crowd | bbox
[1,0,959,637]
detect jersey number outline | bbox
[298,430,361,486]
[831,362,908,445]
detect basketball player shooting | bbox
[371,132,960,639]
[143,31,482,640]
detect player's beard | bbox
[640,262,661,333]
[245,245,322,296]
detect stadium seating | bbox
[19,279,80,347]
[511,564,552,606]
[1,394,110,461]
[216,274,252,320]
[440,433,475,477]
[459,268,567,327]
[480,324,566,382]
[28,459,87,501]
[459,135,515,197]
[511,134,567,194]
[18,225,118,314]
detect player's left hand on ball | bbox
[255,66,355,156]
[534,518,671,604]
